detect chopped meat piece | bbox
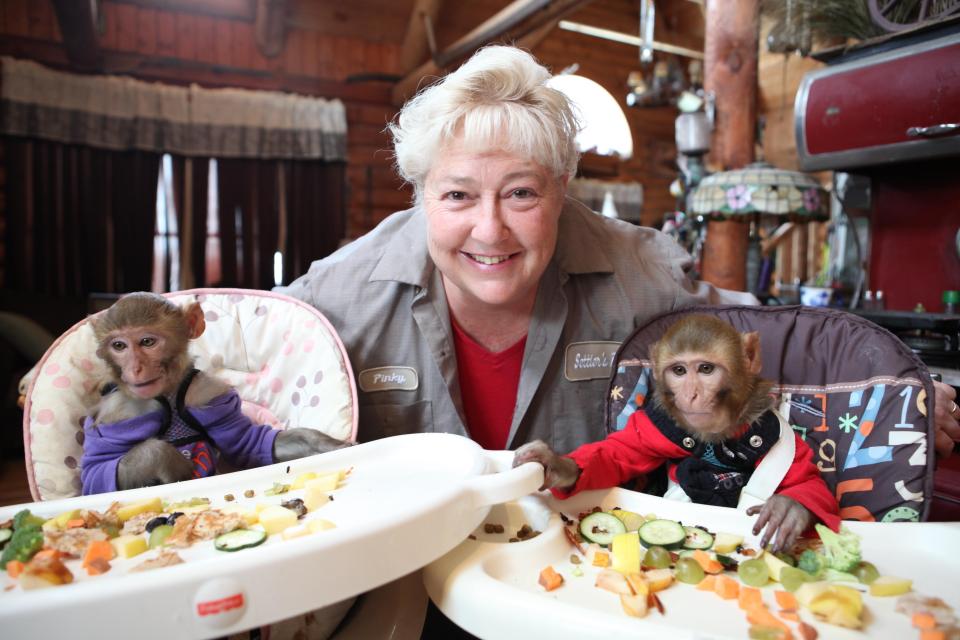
[44,528,108,557]
[131,550,185,572]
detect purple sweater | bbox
[80,389,278,495]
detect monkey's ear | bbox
[183,302,206,339]
[741,331,762,376]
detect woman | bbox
[277,45,754,455]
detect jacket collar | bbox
[367,197,615,289]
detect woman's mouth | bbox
[464,252,514,265]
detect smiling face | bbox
[422,138,567,317]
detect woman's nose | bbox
[471,195,509,244]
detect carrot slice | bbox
[746,604,790,632]
[538,565,564,592]
[692,549,724,574]
[65,518,86,529]
[592,551,610,567]
[697,575,717,591]
[738,585,762,610]
[6,560,25,578]
[82,539,115,573]
[919,631,946,640]
[713,574,740,600]
[779,609,800,622]
[774,590,798,610]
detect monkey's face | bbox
[659,350,738,435]
[105,326,180,399]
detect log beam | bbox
[398,0,445,74]
[699,0,759,292]
[255,0,288,58]
[50,0,103,72]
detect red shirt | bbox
[450,315,526,450]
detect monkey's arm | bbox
[80,412,167,495]
[186,388,350,468]
[746,431,841,551]
[512,440,581,491]
[117,439,194,490]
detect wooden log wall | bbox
[0,0,704,246]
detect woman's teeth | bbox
[469,253,509,265]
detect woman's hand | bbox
[512,440,580,491]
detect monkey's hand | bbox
[117,439,194,490]
[746,494,815,553]
[512,440,580,491]
[273,428,353,462]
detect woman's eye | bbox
[511,188,535,199]
[699,363,715,374]
[445,191,467,201]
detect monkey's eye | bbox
[140,336,157,348]
[698,363,716,374]
[671,365,687,376]
[110,340,126,351]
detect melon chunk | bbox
[258,505,298,535]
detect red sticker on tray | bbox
[197,593,244,616]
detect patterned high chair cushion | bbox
[23,289,358,502]
[605,305,936,523]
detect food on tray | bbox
[1,465,350,593]
[545,507,933,638]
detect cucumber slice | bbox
[214,529,267,552]
[682,526,715,550]
[638,518,686,550]
[579,512,627,546]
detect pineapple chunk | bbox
[221,506,259,526]
[761,549,793,582]
[290,472,318,490]
[711,532,744,554]
[258,505,298,535]
[281,525,310,540]
[111,534,149,559]
[611,532,641,574]
[117,497,163,522]
[306,472,340,492]
[303,483,331,511]
[307,519,336,533]
[869,575,913,597]
[42,509,82,532]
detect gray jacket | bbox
[277,198,754,452]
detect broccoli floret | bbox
[823,568,860,583]
[12,509,44,531]
[797,549,826,576]
[0,525,43,568]
[815,523,862,572]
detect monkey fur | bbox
[514,314,835,552]
[82,292,350,493]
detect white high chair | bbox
[20,288,426,640]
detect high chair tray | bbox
[425,487,960,640]
[0,433,542,639]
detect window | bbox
[547,74,633,159]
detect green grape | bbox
[774,552,796,567]
[675,557,705,584]
[853,561,880,585]
[148,524,174,549]
[737,558,770,587]
[779,566,814,592]
[643,545,672,569]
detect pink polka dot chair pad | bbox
[23,289,359,502]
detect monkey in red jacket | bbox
[514,314,839,552]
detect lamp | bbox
[689,162,830,298]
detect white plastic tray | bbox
[425,484,960,640]
[0,433,543,639]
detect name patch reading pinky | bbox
[358,366,419,392]
[564,341,621,381]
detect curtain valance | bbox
[0,57,347,160]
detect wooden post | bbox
[699,0,759,292]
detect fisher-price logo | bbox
[197,593,245,616]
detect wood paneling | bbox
[0,0,705,237]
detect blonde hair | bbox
[389,46,580,202]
